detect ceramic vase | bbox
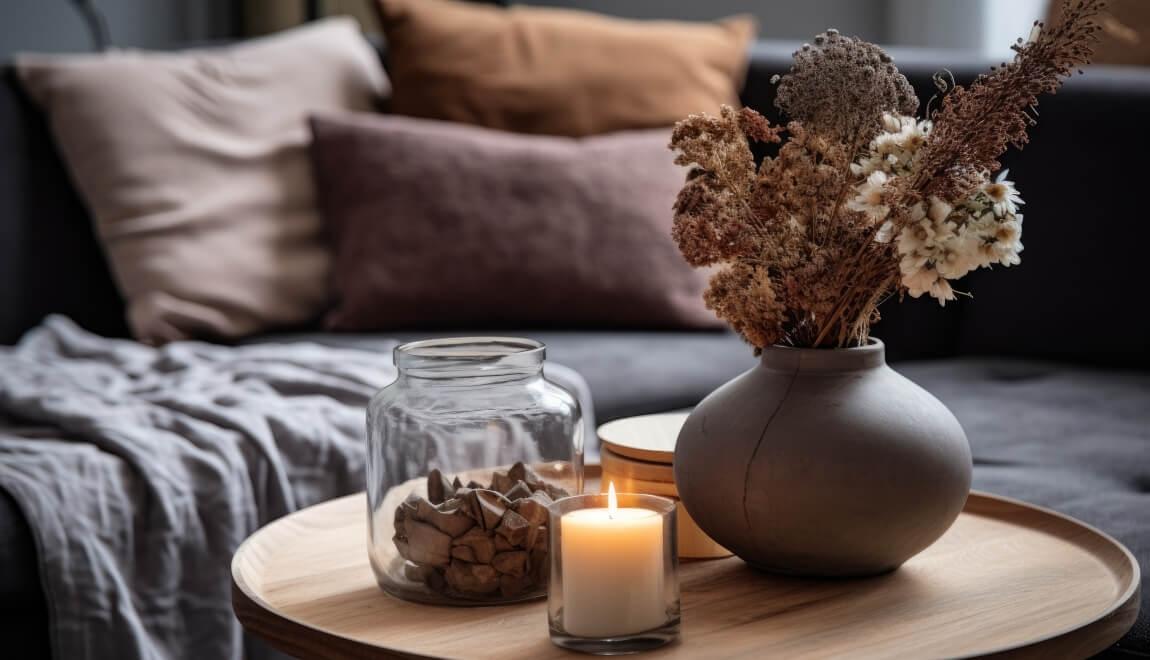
[674,339,971,576]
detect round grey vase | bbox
[674,338,971,577]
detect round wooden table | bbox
[233,479,1139,659]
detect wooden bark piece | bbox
[514,493,549,528]
[415,499,474,538]
[504,481,533,501]
[544,483,570,500]
[392,462,563,600]
[491,469,515,495]
[451,488,476,521]
[427,469,455,505]
[496,510,530,546]
[450,545,476,562]
[402,521,451,567]
[399,492,420,520]
[526,525,546,551]
[473,489,510,530]
[451,528,495,564]
[507,462,533,486]
[401,492,422,511]
[492,550,528,577]
[444,561,500,594]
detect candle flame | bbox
[607,481,618,516]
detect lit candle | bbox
[559,483,667,637]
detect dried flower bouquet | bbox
[669,0,1104,350]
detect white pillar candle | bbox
[559,484,666,638]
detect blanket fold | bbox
[0,316,594,659]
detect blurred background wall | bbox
[0,0,235,58]
[6,0,1142,65]
[242,0,1051,60]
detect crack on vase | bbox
[741,363,800,546]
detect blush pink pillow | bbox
[17,19,387,343]
[309,113,718,330]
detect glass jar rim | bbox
[394,337,545,373]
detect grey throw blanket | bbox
[0,317,595,660]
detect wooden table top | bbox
[233,481,1139,659]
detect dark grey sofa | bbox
[2,40,1148,657]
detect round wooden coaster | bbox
[597,411,689,464]
[600,470,679,498]
[600,445,675,485]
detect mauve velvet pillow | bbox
[309,113,718,330]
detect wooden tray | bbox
[232,468,1140,659]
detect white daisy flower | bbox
[874,132,903,156]
[897,215,940,256]
[982,171,1024,216]
[928,197,953,223]
[848,170,890,219]
[989,215,1024,266]
[901,261,939,298]
[929,278,957,305]
[935,241,980,280]
[881,112,904,134]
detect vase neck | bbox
[760,339,886,373]
[394,337,545,382]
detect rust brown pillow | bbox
[374,0,755,137]
[310,112,719,330]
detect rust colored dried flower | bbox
[773,29,918,146]
[911,0,1104,201]
[704,262,786,349]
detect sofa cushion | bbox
[15,18,387,344]
[310,113,719,332]
[374,0,755,137]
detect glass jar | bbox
[366,337,584,605]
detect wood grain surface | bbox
[597,412,689,463]
[233,472,1139,659]
[599,445,676,485]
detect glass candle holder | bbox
[547,489,680,654]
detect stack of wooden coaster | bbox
[597,412,731,559]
